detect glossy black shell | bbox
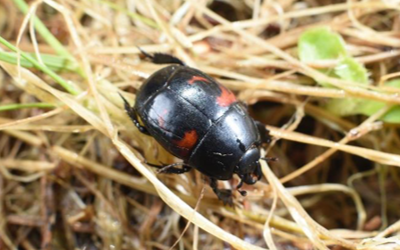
[135,65,261,180]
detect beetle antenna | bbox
[261,157,278,162]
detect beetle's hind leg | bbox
[210,178,233,206]
[146,161,192,174]
[119,93,151,135]
[137,47,185,66]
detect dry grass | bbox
[1,0,400,249]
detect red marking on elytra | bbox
[188,76,209,85]
[175,130,198,149]
[217,86,236,107]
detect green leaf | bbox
[326,79,400,123]
[299,27,369,88]
[298,27,347,62]
[325,99,400,123]
[299,27,400,123]
[299,27,368,85]
[352,99,400,123]
[381,106,400,123]
[385,79,400,88]
[325,57,370,115]
[325,98,365,117]
[334,56,368,84]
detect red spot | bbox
[217,86,236,107]
[188,76,209,85]
[175,130,198,150]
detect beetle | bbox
[120,49,271,205]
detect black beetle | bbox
[120,50,271,204]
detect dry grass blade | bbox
[268,126,400,168]
[263,162,355,249]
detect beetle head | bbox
[236,147,262,184]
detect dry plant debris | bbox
[1,0,400,249]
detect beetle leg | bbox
[137,47,185,66]
[236,178,247,196]
[119,93,151,135]
[255,121,271,144]
[255,161,263,181]
[147,161,192,174]
[159,165,192,174]
[210,178,233,206]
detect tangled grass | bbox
[1,0,400,249]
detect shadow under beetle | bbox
[120,49,272,205]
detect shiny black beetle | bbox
[120,50,271,204]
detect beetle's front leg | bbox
[255,121,271,144]
[209,178,233,206]
[119,93,151,135]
